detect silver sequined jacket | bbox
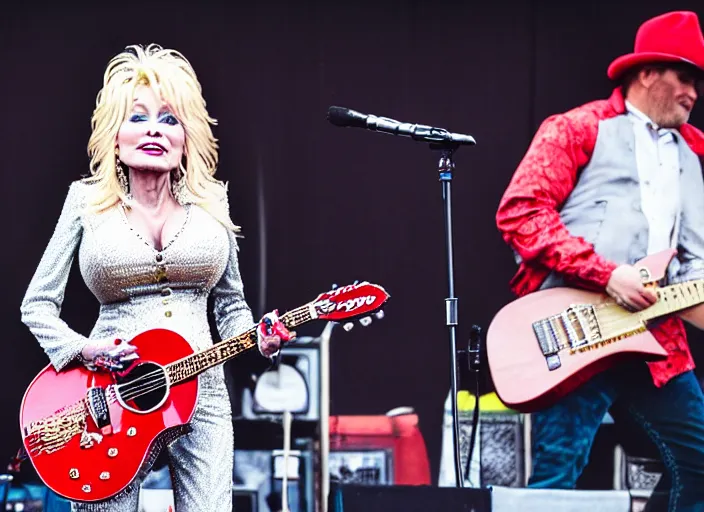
[20,180,254,373]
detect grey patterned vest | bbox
[540,114,704,290]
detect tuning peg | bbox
[343,322,355,332]
[374,310,385,320]
[359,316,372,327]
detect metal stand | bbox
[465,325,483,486]
[319,321,336,512]
[432,142,464,487]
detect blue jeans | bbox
[528,362,704,512]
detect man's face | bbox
[646,66,701,128]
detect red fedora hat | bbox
[607,11,704,80]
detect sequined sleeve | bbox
[495,111,619,293]
[211,224,255,342]
[20,181,90,371]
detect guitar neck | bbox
[640,279,704,322]
[166,304,315,386]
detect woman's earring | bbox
[115,147,129,195]
[171,162,187,202]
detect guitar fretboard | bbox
[641,279,704,322]
[166,305,313,385]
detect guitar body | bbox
[487,250,675,413]
[18,281,390,504]
[487,287,666,412]
[20,329,198,503]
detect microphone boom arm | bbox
[328,107,476,147]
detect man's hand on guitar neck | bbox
[606,264,658,311]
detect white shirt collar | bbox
[625,100,677,141]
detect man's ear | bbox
[639,67,663,89]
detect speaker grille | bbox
[457,413,525,487]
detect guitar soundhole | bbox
[115,362,169,413]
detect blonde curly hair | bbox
[84,43,238,232]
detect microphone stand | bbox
[325,105,476,488]
[431,141,464,488]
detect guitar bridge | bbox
[532,304,601,371]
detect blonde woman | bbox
[20,44,287,511]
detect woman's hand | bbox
[80,338,139,371]
[257,310,294,358]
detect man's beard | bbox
[649,82,689,128]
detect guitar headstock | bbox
[312,281,389,324]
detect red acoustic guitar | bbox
[487,249,704,413]
[20,281,389,503]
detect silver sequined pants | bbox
[72,377,234,512]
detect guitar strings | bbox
[119,375,169,401]
[118,330,263,400]
[569,281,703,347]
[114,306,314,403]
[114,333,255,398]
[115,315,292,402]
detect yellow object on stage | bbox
[456,391,518,413]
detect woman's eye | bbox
[129,114,147,122]
[160,114,179,126]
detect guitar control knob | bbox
[108,448,118,458]
[100,472,111,480]
[82,484,91,493]
[69,468,79,480]
[127,427,137,437]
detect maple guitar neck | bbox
[639,279,704,322]
[166,305,313,386]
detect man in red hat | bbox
[496,11,704,511]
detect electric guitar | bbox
[19,281,389,503]
[487,249,703,413]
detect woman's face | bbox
[116,85,185,174]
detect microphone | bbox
[327,106,476,146]
[468,325,482,372]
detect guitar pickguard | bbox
[24,400,88,456]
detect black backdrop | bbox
[2,0,704,485]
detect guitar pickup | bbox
[86,387,112,434]
[532,318,562,371]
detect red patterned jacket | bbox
[496,87,704,387]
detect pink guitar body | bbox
[487,250,675,413]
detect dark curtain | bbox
[2,0,703,484]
